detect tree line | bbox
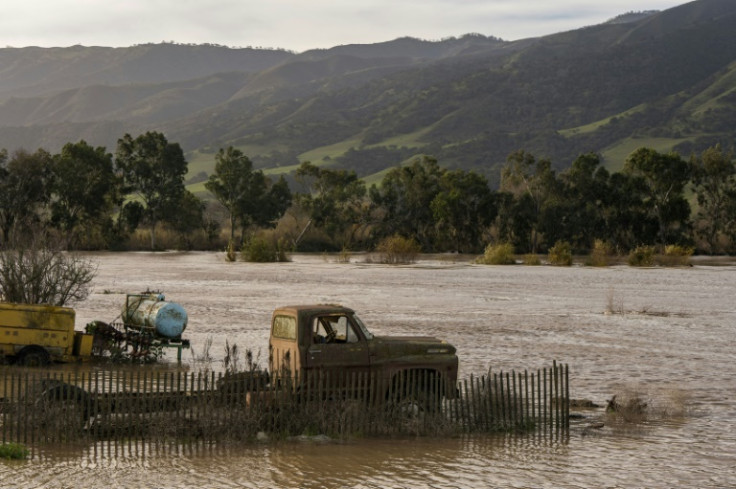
[1,133,735,255]
[0,132,291,251]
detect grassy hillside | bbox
[1,1,735,187]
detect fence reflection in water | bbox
[0,363,568,446]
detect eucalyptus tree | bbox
[500,150,558,253]
[206,147,292,243]
[624,147,691,246]
[115,132,188,250]
[50,140,116,247]
[555,153,611,250]
[295,161,366,249]
[690,145,736,253]
[205,147,258,241]
[369,156,444,251]
[430,169,495,252]
[0,148,54,244]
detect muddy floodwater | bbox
[2,252,735,488]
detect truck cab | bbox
[269,304,458,400]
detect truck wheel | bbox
[32,380,91,433]
[390,372,442,414]
[17,346,51,367]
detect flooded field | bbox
[2,252,735,488]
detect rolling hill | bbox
[0,0,734,188]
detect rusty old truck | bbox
[266,304,459,403]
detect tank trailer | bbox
[0,293,190,366]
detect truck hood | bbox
[372,336,457,356]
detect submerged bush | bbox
[375,235,421,264]
[548,240,572,266]
[477,243,515,265]
[0,442,29,460]
[657,245,694,267]
[627,246,655,267]
[241,237,289,263]
[587,239,612,267]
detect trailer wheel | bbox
[31,380,91,434]
[17,346,51,367]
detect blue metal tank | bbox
[123,294,188,339]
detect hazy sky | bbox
[2,0,687,52]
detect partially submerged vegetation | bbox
[548,241,573,266]
[375,235,421,264]
[476,243,515,265]
[0,442,29,460]
[474,239,692,268]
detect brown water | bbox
[2,252,735,488]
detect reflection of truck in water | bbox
[0,293,190,366]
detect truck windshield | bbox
[353,315,374,340]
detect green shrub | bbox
[628,245,656,267]
[476,243,516,265]
[548,240,572,266]
[375,235,421,264]
[523,253,541,265]
[0,442,29,460]
[587,239,612,267]
[241,237,289,262]
[657,245,694,267]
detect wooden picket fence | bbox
[0,363,568,446]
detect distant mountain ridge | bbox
[1,0,734,187]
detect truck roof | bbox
[272,304,355,316]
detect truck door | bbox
[305,314,370,375]
[270,314,300,377]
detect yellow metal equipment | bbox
[0,302,94,366]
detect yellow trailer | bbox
[0,302,94,366]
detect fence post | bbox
[23,371,31,445]
[470,375,478,432]
[542,368,547,428]
[493,371,506,429]
[552,360,561,429]
[450,378,459,433]
[485,374,492,431]
[506,372,513,429]
[2,371,7,442]
[565,363,570,428]
[480,375,488,432]
[458,378,467,432]
[531,370,537,427]
[548,365,553,432]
